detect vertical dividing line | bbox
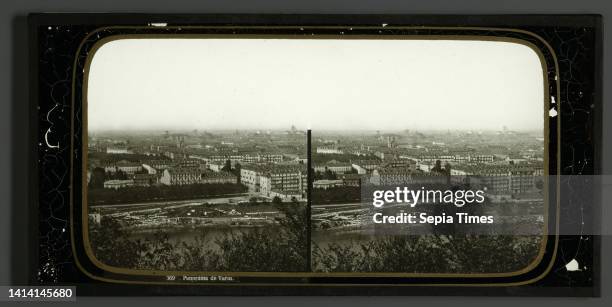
[306,129,312,273]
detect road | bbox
[90,193,251,209]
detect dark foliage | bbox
[88,183,247,205]
[312,186,361,204]
[88,201,307,272]
[312,235,541,273]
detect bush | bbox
[88,201,308,272]
[88,183,247,205]
[312,235,541,273]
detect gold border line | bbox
[69,25,561,286]
[82,34,549,278]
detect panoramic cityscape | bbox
[309,128,545,272]
[86,125,545,273]
[86,127,310,272]
[87,126,308,231]
[83,38,546,273]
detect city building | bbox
[313,179,344,189]
[132,173,159,186]
[375,149,399,161]
[370,166,415,185]
[469,154,495,163]
[103,160,143,175]
[163,150,188,160]
[316,146,344,154]
[351,160,381,174]
[341,174,362,187]
[103,179,134,189]
[452,164,539,195]
[160,168,202,185]
[259,165,307,199]
[258,154,284,163]
[314,160,353,174]
[240,164,270,192]
[381,159,417,171]
[208,161,225,172]
[370,166,449,186]
[417,155,455,163]
[106,146,131,154]
[268,189,303,201]
[142,164,158,174]
[146,160,172,171]
[325,161,353,174]
[200,171,238,184]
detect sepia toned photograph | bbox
[303,39,547,274]
[83,37,546,275]
[310,129,545,274]
[85,39,312,273]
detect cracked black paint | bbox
[32,16,600,295]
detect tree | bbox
[272,196,283,205]
[431,159,443,172]
[88,183,247,205]
[213,200,308,272]
[323,169,337,180]
[222,159,232,172]
[89,167,106,189]
[312,235,541,273]
[232,162,242,183]
[346,168,358,174]
[88,199,308,272]
[311,186,360,204]
[89,217,147,269]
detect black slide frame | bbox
[28,13,602,296]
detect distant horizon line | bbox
[88,127,543,133]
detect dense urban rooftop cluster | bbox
[87,127,544,199]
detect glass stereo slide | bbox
[27,14,602,296]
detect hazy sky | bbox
[88,38,544,132]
